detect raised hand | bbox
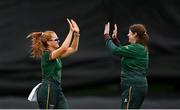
[71,19,80,33]
[112,24,117,39]
[104,22,110,35]
[67,18,74,32]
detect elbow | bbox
[74,49,78,53]
[61,43,69,50]
[61,46,68,53]
[62,45,68,49]
[73,47,78,53]
[71,46,78,53]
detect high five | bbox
[104,22,149,109]
[27,19,80,109]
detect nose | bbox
[57,41,61,45]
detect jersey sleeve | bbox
[42,51,52,62]
[105,39,136,57]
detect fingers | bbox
[106,22,110,31]
[67,18,70,23]
[71,19,80,33]
[71,19,78,28]
[104,22,110,35]
[105,22,110,28]
[71,19,76,25]
[107,22,110,27]
[67,18,75,32]
[104,22,118,38]
[114,24,117,30]
[71,19,75,27]
[113,24,117,34]
[67,18,72,25]
[67,18,73,27]
[113,24,118,37]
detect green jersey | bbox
[106,39,149,86]
[41,51,62,83]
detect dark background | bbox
[0,0,180,108]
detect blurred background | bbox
[0,0,180,109]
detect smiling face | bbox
[127,30,137,44]
[44,31,60,50]
[47,34,60,49]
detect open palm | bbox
[104,22,110,35]
[112,24,117,39]
[71,19,80,33]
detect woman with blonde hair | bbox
[27,19,80,109]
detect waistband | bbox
[121,77,148,87]
[41,79,60,85]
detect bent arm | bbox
[105,34,134,57]
[50,31,73,60]
[61,32,80,58]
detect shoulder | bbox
[131,43,145,49]
[41,51,52,61]
[135,43,148,51]
[122,44,143,52]
[134,43,149,55]
[42,51,50,57]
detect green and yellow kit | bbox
[105,38,149,109]
[37,51,69,109]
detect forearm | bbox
[50,31,73,59]
[104,34,119,53]
[105,35,134,57]
[71,33,80,51]
[112,38,120,46]
[106,39,118,52]
[60,33,80,58]
[61,30,73,49]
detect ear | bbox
[133,32,137,37]
[46,41,51,46]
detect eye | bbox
[54,38,60,42]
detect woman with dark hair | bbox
[103,22,149,109]
[27,19,80,109]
